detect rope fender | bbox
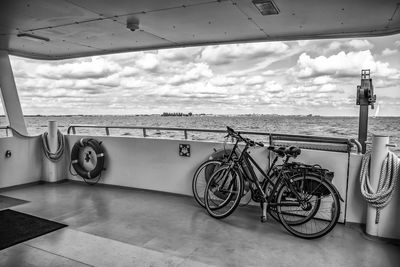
[360,151,400,223]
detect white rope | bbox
[41,130,65,162]
[360,151,400,223]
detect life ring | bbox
[71,138,105,179]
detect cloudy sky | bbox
[7,34,400,116]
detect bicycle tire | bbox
[204,166,243,219]
[276,175,340,239]
[263,170,281,222]
[192,160,224,208]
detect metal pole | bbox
[366,135,388,236]
[44,121,59,182]
[356,70,376,154]
[358,106,369,153]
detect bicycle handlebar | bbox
[226,126,264,147]
[226,126,301,158]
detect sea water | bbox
[0,115,399,155]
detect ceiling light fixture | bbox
[17,33,50,42]
[252,0,280,16]
[127,18,140,32]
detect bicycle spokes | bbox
[204,167,243,219]
[277,176,340,239]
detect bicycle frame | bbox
[225,139,304,208]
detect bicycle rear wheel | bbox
[204,166,243,219]
[192,160,223,207]
[276,175,340,239]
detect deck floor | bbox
[0,181,399,266]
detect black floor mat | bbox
[0,209,67,250]
[0,195,29,210]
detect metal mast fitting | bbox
[356,69,376,153]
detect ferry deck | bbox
[1,0,400,266]
[1,182,399,266]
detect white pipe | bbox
[44,121,58,182]
[365,135,388,237]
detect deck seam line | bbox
[23,243,94,267]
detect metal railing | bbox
[0,126,11,137]
[67,124,361,153]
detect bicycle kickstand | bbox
[261,201,268,223]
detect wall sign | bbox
[179,144,190,157]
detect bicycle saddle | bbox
[267,146,286,157]
[285,146,301,157]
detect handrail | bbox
[0,126,10,137]
[67,124,361,153]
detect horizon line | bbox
[0,114,397,117]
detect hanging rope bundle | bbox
[360,151,400,224]
[41,130,65,162]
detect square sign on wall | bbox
[179,144,190,157]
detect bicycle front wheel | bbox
[192,160,224,208]
[204,166,243,219]
[276,175,340,239]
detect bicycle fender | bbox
[323,178,344,202]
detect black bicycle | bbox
[203,126,341,239]
[192,146,282,220]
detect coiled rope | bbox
[360,151,400,223]
[41,130,64,162]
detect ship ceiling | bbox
[0,0,399,60]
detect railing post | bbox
[143,128,147,137]
[184,130,188,139]
[43,121,62,182]
[105,127,110,136]
[72,127,76,134]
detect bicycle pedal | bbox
[260,216,267,223]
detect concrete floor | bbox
[0,181,399,266]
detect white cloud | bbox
[168,63,212,85]
[382,48,398,56]
[326,40,373,53]
[318,84,337,93]
[158,47,202,62]
[244,76,265,86]
[296,50,399,79]
[264,81,283,93]
[297,40,311,47]
[201,42,288,65]
[136,53,159,70]
[348,40,373,50]
[120,66,140,77]
[210,76,238,87]
[36,57,121,79]
[262,70,275,76]
[312,76,333,85]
